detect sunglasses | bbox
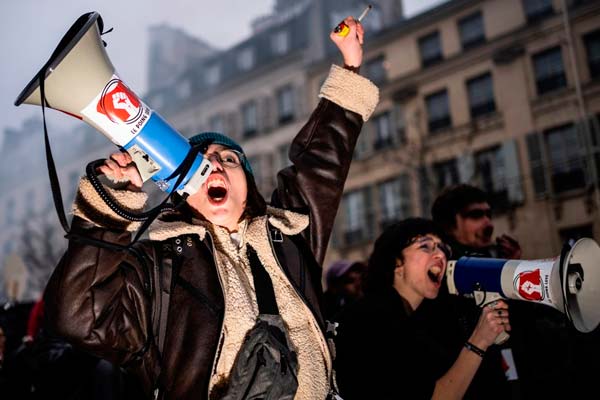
[460,208,492,220]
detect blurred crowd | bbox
[0,297,145,399]
[1,183,599,399]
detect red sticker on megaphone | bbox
[97,79,142,123]
[515,269,544,301]
[82,74,151,146]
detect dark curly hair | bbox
[365,218,444,294]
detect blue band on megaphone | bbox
[124,112,203,193]
[453,257,507,298]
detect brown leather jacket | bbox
[44,65,378,399]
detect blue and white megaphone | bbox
[446,238,600,342]
[15,12,212,195]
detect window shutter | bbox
[458,152,475,183]
[501,139,524,204]
[392,103,406,145]
[260,95,275,132]
[525,132,548,197]
[419,166,433,217]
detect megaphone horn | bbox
[15,12,212,195]
[446,238,600,336]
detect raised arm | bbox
[272,17,379,265]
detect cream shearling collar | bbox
[148,206,308,242]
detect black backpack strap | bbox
[151,240,179,400]
[247,244,279,315]
[152,242,174,354]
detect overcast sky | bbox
[0,0,446,144]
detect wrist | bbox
[464,341,486,358]
[343,63,360,74]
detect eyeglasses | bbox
[411,236,452,259]
[460,208,492,220]
[204,149,245,169]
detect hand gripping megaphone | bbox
[14,12,212,196]
[446,238,600,343]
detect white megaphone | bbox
[446,237,600,343]
[14,12,212,195]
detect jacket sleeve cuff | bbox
[319,64,380,122]
[73,177,148,232]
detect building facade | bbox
[320,0,600,266]
[3,0,598,301]
[152,0,600,270]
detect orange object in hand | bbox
[333,5,372,37]
[334,22,350,37]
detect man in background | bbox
[431,184,521,260]
[431,183,590,399]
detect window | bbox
[433,158,460,191]
[532,47,566,95]
[276,85,295,124]
[475,146,510,208]
[176,79,191,99]
[271,30,290,55]
[364,56,387,84]
[426,89,452,133]
[205,64,221,86]
[527,124,588,196]
[419,31,443,67]
[546,124,586,193]
[522,0,553,22]
[209,115,225,133]
[584,30,600,79]
[459,11,485,50]
[237,47,255,71]
[373,112,393,150]
[378,175,411,229]
[342,188,373,246]
[241,101,258,138]
[467,73,496,118]
[393,104,407,145]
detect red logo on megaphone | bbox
[97,79,142,124]
[515,269,544,301]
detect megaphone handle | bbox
[494,330,510,345]
[479,295,510,345]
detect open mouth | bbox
[207,177,228,204]
[427,264,443,285]
[482,226,494,240]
